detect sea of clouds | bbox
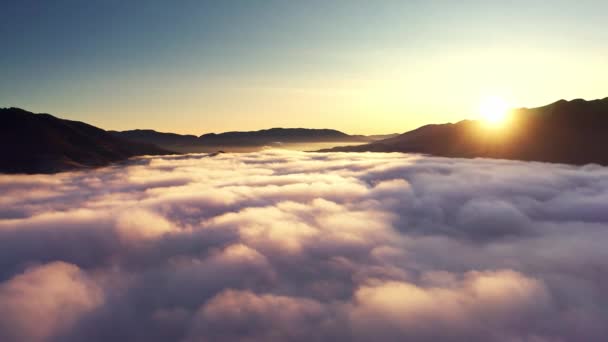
[1,150,607,342]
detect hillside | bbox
[0,108,173,174]
[324,98,608,165]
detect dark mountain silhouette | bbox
[199,128,361,145]
[111,128,397,152]
[323,98,608,166]
[109,129,200,147]
[1,108,173,174]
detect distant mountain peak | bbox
[112,127,394,153]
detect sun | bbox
[479,96,510,126]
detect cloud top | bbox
[0,151,607,341]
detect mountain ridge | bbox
[111,127,398,152]
[322,97,608,165]
[1,107,173,174]
[6,96,608,174]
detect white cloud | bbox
[0,262,103,342]
[0,150,607,341]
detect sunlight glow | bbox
[479,96,510,126]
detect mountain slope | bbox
[324,98,608,165]
[1,108,173,174]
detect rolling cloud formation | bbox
[1,151,607,341]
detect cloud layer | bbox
[1,151,607,341]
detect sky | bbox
[2,0,608,134]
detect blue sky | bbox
[2,0,607,134]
